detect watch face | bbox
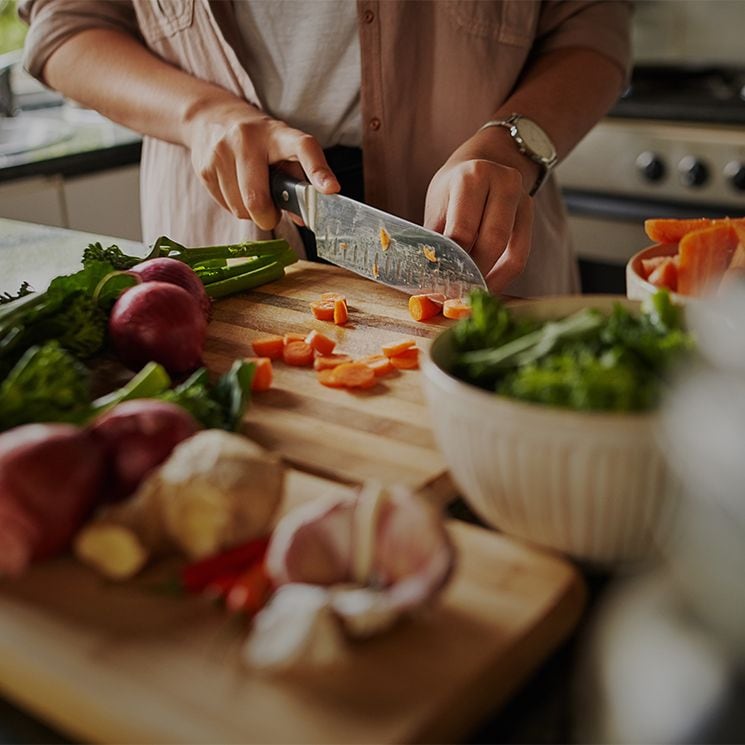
[515,118,555,161]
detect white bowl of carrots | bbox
[420,294,685,566]
[626,216,745,303]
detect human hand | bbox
[424,129,537,293]
[185,99,340,229]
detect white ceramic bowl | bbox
[421,295,681,566]
[626,242,686,304]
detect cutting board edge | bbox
[408,566,587,744]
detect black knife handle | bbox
[269,167,304,218]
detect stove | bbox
[557,65,745,291]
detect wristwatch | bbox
[478,114,558,196]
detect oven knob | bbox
[636,151,666,182]
[678,156,709,187]
[724,161,745,192]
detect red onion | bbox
[0,423,106,575]
[130,257,211,320]
[109,281,207,375]
[89,399,200,502]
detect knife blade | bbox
[270,170,487,297]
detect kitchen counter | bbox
[0,104,141,184]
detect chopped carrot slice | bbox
[647,258,678,292]
[251,335,284,360]
[639,256,667,280]
[645,217,745,244]
[305,329,336,356]
[310,301,335,321]
[333,362,377,389]
[317,368,346,388]
[357,354,394,377]
[389,347,419,370]
[244,356,273,391]
[678,223,738,295]
[282,341,314,366]
[408,293,444,322]
[443,298,472,319]
[333,298,349,325]
[320,292,346,303]
[314,353,352,371]
[283,332,306,345]
[381,338,416,357]
[422,245,438,263]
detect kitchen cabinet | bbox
[0,165,141,242]
[0,175,66,228]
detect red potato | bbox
[0,424,106,576]
[129,257,211,320]
[89,399,200,502]
[108,281,207,376]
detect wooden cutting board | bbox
[0,469,585,745]
[205,260,456,500]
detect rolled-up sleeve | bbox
[534,1,633,83]
[18,0,140,81]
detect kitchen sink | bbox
[0,116,74,157]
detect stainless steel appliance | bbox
[557,2,745,293]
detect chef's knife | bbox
[270,170,487,297]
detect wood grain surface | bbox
[205,261,456,499]
[0,470,585,745]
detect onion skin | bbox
[129,257,211,320]
[89,399,200,502]
[109,281,207,375]
[0,424,106,576]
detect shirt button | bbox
[363,9,375,23]
[369,117,381,131]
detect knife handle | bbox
[269,167,304,218]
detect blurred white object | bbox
[580,280,745,742]
[421,295,681,565]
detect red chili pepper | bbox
[225,562,274,617]
[181,535,271,594]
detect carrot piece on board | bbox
[408,293,444,322]
[647,258,678,293]
[333,362,377,389]
[305,329,336,356]
[251,335,284,360]
[310,301,335,321]
[314,353,352,371]
[283,332,306,345]
[389,347,419,370]
[357,354,394,377]
[381,338,416,357]
[320,292,347,303]
[443,298,472,320]
[333,298,349,325]
[640,256,667,280]
[644,217,745,244]
[317,368,347,387]
[678,223,738,295]
[282,341,315,366]
[245,356,273,391]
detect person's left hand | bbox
[424,130,536,293]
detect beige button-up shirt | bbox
[20,0,632,296]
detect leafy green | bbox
[0,281,33,305]
[82,242,142,270]
[0,341,92,429]
[450,290,694,413]
[159,360,255,431]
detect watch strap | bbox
[478,115,556,197]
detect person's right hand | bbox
[184,99,340,229]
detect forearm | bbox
[476,47,626,193]
[42,28,260,147]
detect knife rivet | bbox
[369,117,381,131]
[281,189,289,202]
[363,9,375,23]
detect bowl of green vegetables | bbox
[420,290,694,565]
